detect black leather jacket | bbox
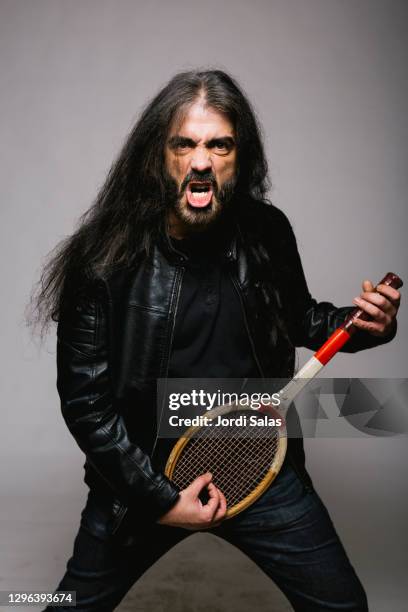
[56,203,394,538]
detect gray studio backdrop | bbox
[1,1,407,611]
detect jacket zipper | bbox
[228,270,266,379]
[111,502,128,535]
[162,265,185,378]
[151,264,185,457]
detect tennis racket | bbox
[165,272,402,518]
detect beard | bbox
[163,169,237,231]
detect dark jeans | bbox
[45,461,368,611]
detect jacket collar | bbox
[158,215,240,265]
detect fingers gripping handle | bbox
[341,272,403,334]
[314,272,403,366]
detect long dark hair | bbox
[28,69,294,374]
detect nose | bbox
[190,145,212,173]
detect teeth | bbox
[193,191,209,198]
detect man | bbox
[35,70,400,611]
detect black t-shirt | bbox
[168,225,260,379]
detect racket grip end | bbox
[381,272,403,290]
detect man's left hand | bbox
[352,280,401,338]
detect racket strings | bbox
[170,414,280,508]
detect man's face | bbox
[164,101,237,238]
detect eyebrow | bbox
[167,135,235,148]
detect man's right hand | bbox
[157,472,227,530]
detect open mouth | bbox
[186,182,213,208]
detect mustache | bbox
[180,171,218,195]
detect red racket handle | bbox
[314,272,403,366]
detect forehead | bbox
[168,101,234,139]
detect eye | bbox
[168,138,195,152]
[172,143,193,156]
[210,140,234,154]
[177,143,191,151]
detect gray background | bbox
[1,0,407,610]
